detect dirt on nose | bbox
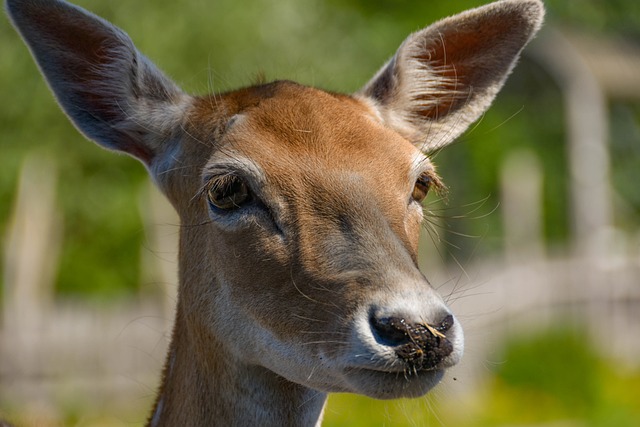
[377,315,455,371]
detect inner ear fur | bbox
[358,0,545,152]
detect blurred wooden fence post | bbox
[2,151,62,378]
[501,149,545,263]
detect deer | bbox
[6,0,544,425]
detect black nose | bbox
[370,313,454,370]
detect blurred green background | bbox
[1,0,639,426]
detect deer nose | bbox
[370,312,455,370]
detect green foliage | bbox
[545,0,640,37]
[1,0,639,298]
[476,329,640,427]
[496,327,601,411]
[610,103,640,227]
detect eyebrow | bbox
[410,153,447,195]
[410,152,434,178]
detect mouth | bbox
[341,365,446,399]
[329,309,463,399]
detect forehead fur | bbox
[193,81,427,180]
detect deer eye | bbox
[207,175,251,210]
[411,173,432,203]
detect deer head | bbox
[6,0,544,424]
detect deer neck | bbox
[148,292,327,427]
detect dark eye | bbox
[411,173,432,203]
[207,175,251,210]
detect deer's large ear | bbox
[358,0,544,152]
[6,0,191,167]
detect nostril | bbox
[436,314,454,334]
[370,315,413,346]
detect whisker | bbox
[291,314,328,323]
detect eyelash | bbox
[411,171,445,204]
[205,174,252,211]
